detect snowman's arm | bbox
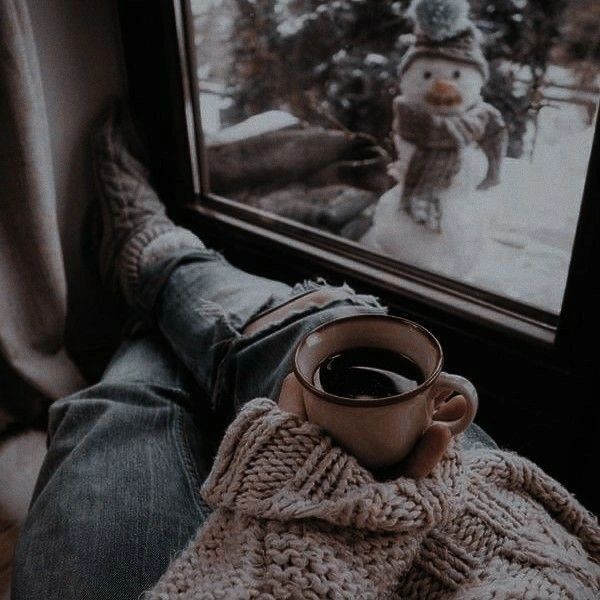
[389,136,416,183]
[394,136,416,163]
[391,96,406,151]
[477,106,508,190]
[390,96,417,182]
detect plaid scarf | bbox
[393,98,506,231]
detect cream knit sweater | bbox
[147,399,600,599]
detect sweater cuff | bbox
[200,398,340,507]
[200,398,464,534]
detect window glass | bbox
[188,0,599,316]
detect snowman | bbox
[362,0,507,278]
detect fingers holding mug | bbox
[431,373,478,436]
[434,394,467,423]
[278,373,308,420]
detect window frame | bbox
[178,0,595,344]
[117,0,600,512]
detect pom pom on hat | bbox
[410,0,472,41]
[401,0,489,80]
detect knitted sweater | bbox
[147,399,600,599]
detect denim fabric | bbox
[12,333,211,600]
[146,249,385,420]
[12,248,386,600]
[12,245,494,599]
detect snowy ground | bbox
[438,103,593,314]
[203,90,596,314]
[462,108,591,314]
[199,87,596,315]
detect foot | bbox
[91,103,202,306]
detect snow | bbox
[363,102,596,314]
[463,107,591,313]
[504,62,600,91]
[205,110,301,145]
[189,0,597,315]
[274,0,335,37]
[365,53,388,66]
[333,50,348,63]
[199,92,232,137]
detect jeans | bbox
[12,246,495,599]
[11,247,387,600]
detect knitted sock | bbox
[91,103,204,306]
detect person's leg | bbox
[11,333,211,600]
[95,115,494,452]
[136,247,294,404]
[146,255,386,419]
[90,104,494,445]
[91,106,385,414]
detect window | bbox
[178,0,599,341]
[117,0,600,516]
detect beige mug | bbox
[292,314,478,469]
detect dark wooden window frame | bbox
[118,0,600,512]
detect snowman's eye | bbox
[453,70,461,79]
[423,71,432,80]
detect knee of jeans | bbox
[243,281,386,336]
[46,392,112,442]
[47,382,186,443]
[296,280,386,311]
[43,397,96,452]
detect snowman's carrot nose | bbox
[425,79,462,107]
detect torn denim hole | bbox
[193,297,241,339]
[238,285,387,344]
[292,279,385,312]
[187,297,241,395]
[237,292,286,334]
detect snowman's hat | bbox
[401,0,489,80]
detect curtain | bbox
[0,0,84,400]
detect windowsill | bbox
[183,197,557,347]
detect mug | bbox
[293,314,478,469]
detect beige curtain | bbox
[0,0,84,400]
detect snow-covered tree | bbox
[226,0,584,157]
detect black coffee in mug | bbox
[314,346,425,399]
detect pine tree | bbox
[226,0,575,157]
[473,0,568,156]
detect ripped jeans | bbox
[12,246,495,599]
[11,247,386,600]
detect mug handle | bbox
[431,372,478,436]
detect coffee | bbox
[314,346,424,399]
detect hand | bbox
[277,374,467,480]
[377,394,466,480]
[277,373,308,420]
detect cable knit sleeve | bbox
[201,398,465,532]
[146,399,466,599]
[147,399,599,600]
[200,398,369,520]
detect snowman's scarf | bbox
[393,98,506,231]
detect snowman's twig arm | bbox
[391,96,405,155]
[389,96,418,183]
[477,106,508,190]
